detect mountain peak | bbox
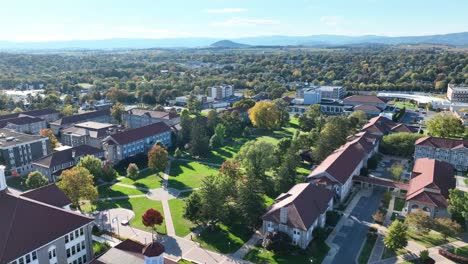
[210,40,249,48]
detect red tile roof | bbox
[353,176,409,190]
[263,183,333,231]
[415,136,468,150]
[308,132,376,185]
[0,189,93,263]
[406,158,455,208]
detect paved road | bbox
[330,189,383,264]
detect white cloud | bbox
[205,8,247,14]
[210,17,280,27]
[320,16,345,26]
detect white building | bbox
[208,85,234,99]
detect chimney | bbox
[0,165,7,191]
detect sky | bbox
[0,0,467,42]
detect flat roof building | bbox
[447,83,468,103]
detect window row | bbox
[66,241,86,258]
[9,251,37,264]
[64,228,85,244]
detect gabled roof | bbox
[415,136,468,150]
[126,109,179,120]
[20,184,72,208]
[0,189,93,263]
[0,109,58,121]
[0,116,44,128]
[308,132,376,185]
[360,116,413,135]
[32,145,103,168]
[406,158,455,208]
[262,183,333,231]
[343,95,387,104]
[353,105,382,112]
[104,122,171,145]
[51,109,110,126]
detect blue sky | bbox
[0,0,467,42]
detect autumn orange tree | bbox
[148,145,169,176]
[248,101,280,130]
[40,128,59,150]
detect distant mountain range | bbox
[0,32,467,50]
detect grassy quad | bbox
[168,198,196,237]
[119,169,163,190]
[407,229,456,248]
[244,238,330,264]
[193,223,253,254]
[97,184,146,198]
[393,197,406,212]
[81,197,167,235]
[168,160,219,190]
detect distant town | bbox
[0,43,468,264]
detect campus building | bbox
[50,109,112,135]
[124,108,180,129]
[307,131,380,202]
[90,239,175,264]
[32,145,104,181]
[0,116,47,134]
[0,166,95,264]
[0,108,60,124]
[102,122,172,163]
[0,128,50,175]
[61,121,118,149]
[447,83,468,103]
[405,158,456,218]
[414,136,468,171]
[262,183,334,249]
[207,85,234,99]
[342,95,388,109]
[318,86,346,100]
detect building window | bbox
[81,241,85,250]
[66,249,70,258]
[25,254,30,264]
[80,228,84,236]
[32,252,37,261]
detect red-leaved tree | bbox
[142,208,164,238]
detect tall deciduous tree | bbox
[189,119,209,157]
[40,128,59,150]
[298,104,323,132]
[26,171,49,189]
[380,133,424,157]
[57,167,98,208]
[389,163,405,182]
[77,155,103,182]
[237,176,265,229]
[384,220,408,251]
[448,189,468,219]
[61,104,75,116]
[314,116,351,161]
[148,145,169,176]
[248,101,280,130]
[273,98,290,127]
[425,113,464,137]
[236,140,275,180]
[111,102,125,124]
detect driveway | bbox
[330,189,383,264]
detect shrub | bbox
[373,211,386,224]
[439,249,468,264]
[312,227,328,241]
[262,231,292,254]
[326,211,341,227]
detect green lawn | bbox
[449,245,468,258]
[81,197,167,235]
[168,160,219,190]
[98,184,146,198]
[393,198,406,212]
[407,229,456,248]
[193,223,253,254]
[393,101,418,109]
[244,239,329,264]
[464,178,468,185]
[198,142,243,164]
[93,241,111,257]
[168,198,196,237]
[358,233,377,264]
[381,247,409,259]
[119,169,163,189]
[6,176,30,191]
